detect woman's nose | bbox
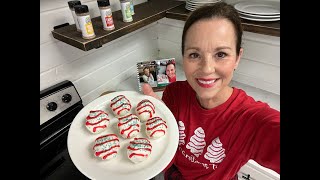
[200,55,215,74]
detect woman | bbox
[165,62,177,83]
[142,2,280,180]
[142,66,155,84]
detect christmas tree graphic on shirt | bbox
[204,137,226,164]
[184,126,226,165]
[186,127,206,157]
[178,121,186,145]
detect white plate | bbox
[234,1,280,15]
[240,15,280,22]
[238,10,280,18]
[67,91,179,180]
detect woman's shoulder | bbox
[232,88,279,123]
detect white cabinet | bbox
[237,160,280,180]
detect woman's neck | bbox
[196,86,233,109]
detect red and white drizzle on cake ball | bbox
[146,116,168,139]
[127,138,152,163]
[85,110,110,133]
[118,113,140,139]
[93,134,120,160]
[135,99,155,122]
[110,95,132,117]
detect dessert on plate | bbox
[135,99,155,122]
[146,116,168,139]
[85,110,110,134]
[110,95,132,117]
[127,137,152,163]
[93,134,120,160]
[118,113,141,139]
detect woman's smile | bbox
[196,78,219,88]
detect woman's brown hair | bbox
[181,2,243,56]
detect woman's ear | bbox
[234,48,243,70]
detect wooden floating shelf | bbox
[52,0,184,51]
[52,0,280,51]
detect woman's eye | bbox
[216,52,226,58]
[189,53,200,59]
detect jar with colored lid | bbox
[74,5,96,39]
[97,0,115,31]
[68,1,81,32]
[120,0,133,22]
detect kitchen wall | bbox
[40,0,280,106]
[40,0,158,105]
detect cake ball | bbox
[127,138,152,163]
[118,113,141,139]
[110,95,132,117]
[135,99,155,122]
[85,110,110,134]
[146,116,167,139]
[93,134,120,160]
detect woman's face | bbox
[183,18,243,100]
[166,64,176,78]
[144,68,150,76]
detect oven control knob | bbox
[46,102,58,111]
[62,94,72,103]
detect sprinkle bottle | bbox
[68,1,81,32]
[97,0,115,31]
[120,0,133,22]
[130,0,135,15]
[74,5,96,39]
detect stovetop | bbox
[40,80,87,179]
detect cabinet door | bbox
[237,163,280,180]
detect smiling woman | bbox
[142,2,280,180]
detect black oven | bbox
[40,80,88,180]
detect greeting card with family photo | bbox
[136,58,176,92]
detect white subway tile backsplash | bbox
[233,71,280,95]
[158,39,183,64]
[40,8,75,44]
[74,46,155,96]
[55,37,156,82]
[40,40,96,73]
[80,66,137,105]
[237,58,280,85]
[157,18,185,28]
[156,23,183,44]
[242,38,280,67]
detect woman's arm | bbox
[250,108,280,174]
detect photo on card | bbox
[136,58,176,92]
[137,60,157,88]
[155,58,176,87]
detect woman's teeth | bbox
[198,79,215,84]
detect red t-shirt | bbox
[168,75,176,83]
[161,81,280,180]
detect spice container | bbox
[120,0,133,22]
[97,0,115,31]
[74,5,96,39]
[130,0,134,15]
[68,1,81,32]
